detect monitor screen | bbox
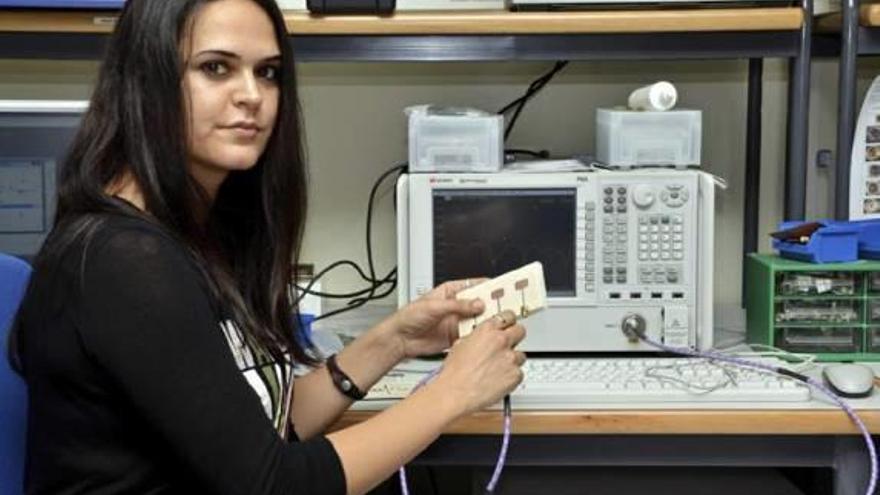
[432,188,576,297]
[0,102,85,258]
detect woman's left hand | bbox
[388,279,486,360]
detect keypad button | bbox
[617,206,627,213]
[604,206,613,213]
[604,197,613,204]
[618,187,627,195]
[604,276,613,283]
[639,253,649,261]
[650,217,659,225]
[604,187,613,195]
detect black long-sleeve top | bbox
[13,212,346,494]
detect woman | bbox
[7,0,527,493]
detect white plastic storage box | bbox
[408,107,504,173]
[596,108,701,168]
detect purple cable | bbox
[640,334,877,495]
[398,368,512,495]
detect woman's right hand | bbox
[429,310,527,416]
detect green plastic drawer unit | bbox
[745,253,880,362]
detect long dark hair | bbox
[8,0,313,371]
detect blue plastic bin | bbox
[846,219,880,260]
[773,220,860,263]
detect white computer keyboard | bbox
[363,356,811,406]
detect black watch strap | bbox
[326,354,366,400]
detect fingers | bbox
[476,310,527,348]
[504,324,527,348]
[419,297,484,319]
[442,277,491,296]
[491,310,517,329]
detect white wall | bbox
[3,56,874,307]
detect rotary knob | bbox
[621,314,647,342]
[631,185,655,209]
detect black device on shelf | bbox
[307,0,394,15]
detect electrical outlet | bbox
[455,261,548,338]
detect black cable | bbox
[314,271,397,322]
[498,61,567,117]
[497,61,569,141]
[305,164,407,322]
[364,164,407,301]
[505,148,550,159]
[296,260,395,299]
[505,62,568,140]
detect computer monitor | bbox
[0,100,87,258]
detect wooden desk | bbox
[0,8,803,35]
[337,406,876,495]
[336,408,880,434]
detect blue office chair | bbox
[0,254,31,495]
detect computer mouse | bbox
[822,364,876,398]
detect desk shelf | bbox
[0,6,813,281]
[0,8,805,61]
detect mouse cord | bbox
[399,369,512,495]
[637,334,877,495]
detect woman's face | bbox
[181,0,281,195]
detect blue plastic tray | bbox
[773,220,860,264]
